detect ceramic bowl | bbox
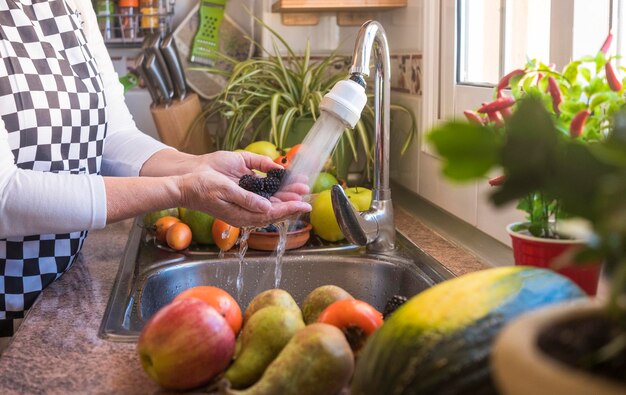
[247,222,312,251]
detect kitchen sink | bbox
[99,218,454,342]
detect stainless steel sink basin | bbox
[99,218,454,342]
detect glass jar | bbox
[95,0,115,40]
[139,0,159,33]
[118,0,139,40]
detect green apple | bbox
[311,172,338,194]
[142,208,179,228]
[243,141,280,160]
[180,209,215,245]
[310,190,344,242]
[345,186,372,211]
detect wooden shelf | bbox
[272,0,407,13]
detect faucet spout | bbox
[331,20,395,252]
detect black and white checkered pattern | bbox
[0,0,107,342]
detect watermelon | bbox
[351,266,586,395]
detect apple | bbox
[137,298,235,391]
[345,186,372,211]
[312,172,339,194]
[310,189,344,242]
[180,209,215,245]
[244,140,280,160]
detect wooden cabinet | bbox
[272,0,407,26]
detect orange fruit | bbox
[173,286,243,335]
[166,222,192,251]
[212,219,240,251]
[154,215,181,242]
[285,143,302,162]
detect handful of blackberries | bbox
[238,168,287,199]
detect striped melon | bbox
[351,266,585,395]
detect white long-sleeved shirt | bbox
[0,0,171,238]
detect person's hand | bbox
[177,151,311,227]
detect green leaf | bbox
[563,61,581,83]
[427,122,501,181]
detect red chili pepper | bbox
[487,111,504,127]
[605,62,622,91]
[547,76,562,115]
[499,106,512,119]
[600,31,613,54]
[477,97,515,114]
[569,109,591,138]
[536,72,545,87]
[488,175,506,186]
[463,110,484,125]
[497,69,525,92]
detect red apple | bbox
[137,298,235,390]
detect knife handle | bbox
[160,32,187,100]
[144,52,173,106]
[135,53,159,104]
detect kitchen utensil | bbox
[172,4,253,99]
[144,52,173,105]
[135,52,159,103]
[160,32,187,99]
[189,0,227,66]
[145,31,175,101]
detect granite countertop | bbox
[0,207,489,394]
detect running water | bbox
[273,221,289,288]
[277,112,347,203]
[235,227,253,300]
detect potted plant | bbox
[427,55,626,394]
[428,33,625,295]
[195,19,417,182]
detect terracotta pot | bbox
[492,300,626,395]
[507,222,602,295]
[247,222,312,251]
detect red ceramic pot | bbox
[507,223,601,295]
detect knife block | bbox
[150,93,213,155]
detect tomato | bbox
[317,299,383,352]
[165,222,192,251]
[173,286,243,335]
[154,215,180,242]
[212,219,240,251]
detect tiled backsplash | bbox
[390,53,422,95]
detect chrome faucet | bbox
[330,20,395,252]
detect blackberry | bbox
[383,295,408,319]
[258,191,272,200]
[263,176,282,194]
[239,175,263,193]
[267,168,287,181]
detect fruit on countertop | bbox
[350,267,586,395]
[311,171,338,194]
[212,219,240,251]
[317,299,383,353]
[244,141,281,160]
[153,215,180,243]
[142,208,179,228]
[220,323,354,395]
[165,222,192,251]
[310,186,372,242]
[243,288,301,324]
[173,286,243,335]
[302,285,354,325]
[224,306,305,389]
[137,298,235,391]
[180,208,215,245]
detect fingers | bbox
[212,200,311,228]
[227,184,272,213]
[239,151,282,173]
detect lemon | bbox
[244,141,280,160]
[310,190,345,242]
[180,209,215,245]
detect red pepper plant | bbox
[429,32,626,239]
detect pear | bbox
[224,306,305,389]
[301,285,354,324]
[220,323,354,395]
[243,289,301,324]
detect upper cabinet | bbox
[272,0,407,26]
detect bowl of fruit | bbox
[248,220,312,251]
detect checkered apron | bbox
[0,0,107,345]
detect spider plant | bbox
[194,19,416,181]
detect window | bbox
[440,0,616,120]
